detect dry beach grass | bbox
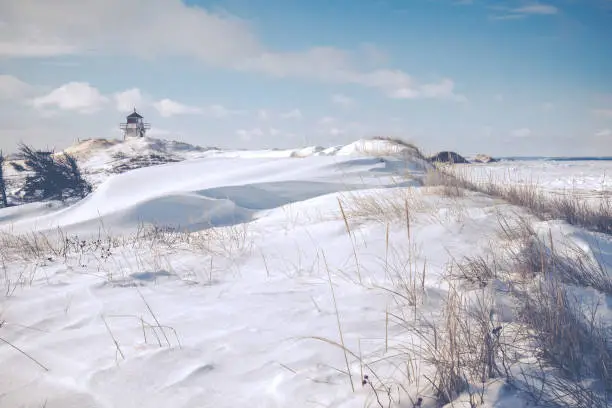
[428,164,612,235]
[324,159,612,407]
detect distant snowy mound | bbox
[335,138,423,158]
[60,137,423,176]
[61,138,123,159]
[56,137,219,183]
[290,146,327,157]
[61,137,214,164]
[472,153,498,163]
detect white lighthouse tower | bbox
[120,108,151,140]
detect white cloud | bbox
[513,4,558,15]
[417,79,467,102]
[281,109,302,120]
[32,82,108,114]
[348,69,428,99]
[0,0,260,63]
[246,127,290,138]
[331,93,355,107]
[490,14,527,21]
[328,127,346,136]
[0,42,78,58]
[359,72,466,101]
[390,87,420,99]
[511,128,532,138]
[0,75,34,100]
[235,47,466,101]
[490,3,558,19]
[350,69,413,89]
[236,127,264,141]
[0,2,465,102]
[31,81,244,119]
[153,98,202,117]
[237,47,352,80]
[318,116,337,125]
[114,88,144,113]
[595,129,612,137]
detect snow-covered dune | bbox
[0,140,427,235]
[60,137,423,169]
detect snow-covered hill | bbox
[0,138,610,408]
[1,137,426,205]
[1,137,428,234]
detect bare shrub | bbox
[422,170,465,197]
[496,212,612,295]
[394,287,504,405]
[547,194,612,236]
[518,276,611,387]
[450,255,497,288]
[0,221,254,291]
[422,167,480,198]
[110,154,181,174]
[552,245,612,296]
[494,214,612,407]
[390,210,612,407]
[377,242,427,318]
[338,188,423,225]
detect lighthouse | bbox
[120,108,151,140]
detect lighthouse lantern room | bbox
[120,108,151,140]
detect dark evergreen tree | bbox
[0,151,7,208]
[17,143,91,201]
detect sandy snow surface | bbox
[0,138,611,407]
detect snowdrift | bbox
[0,140,428,234]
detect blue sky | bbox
[1,0,611,156]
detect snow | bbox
[0,137,611,408]
[1,153,424,235]
[334,138,420,157]
[463,160,612,197]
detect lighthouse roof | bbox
[127,109,143,119]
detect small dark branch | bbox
[101,315,125,360]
